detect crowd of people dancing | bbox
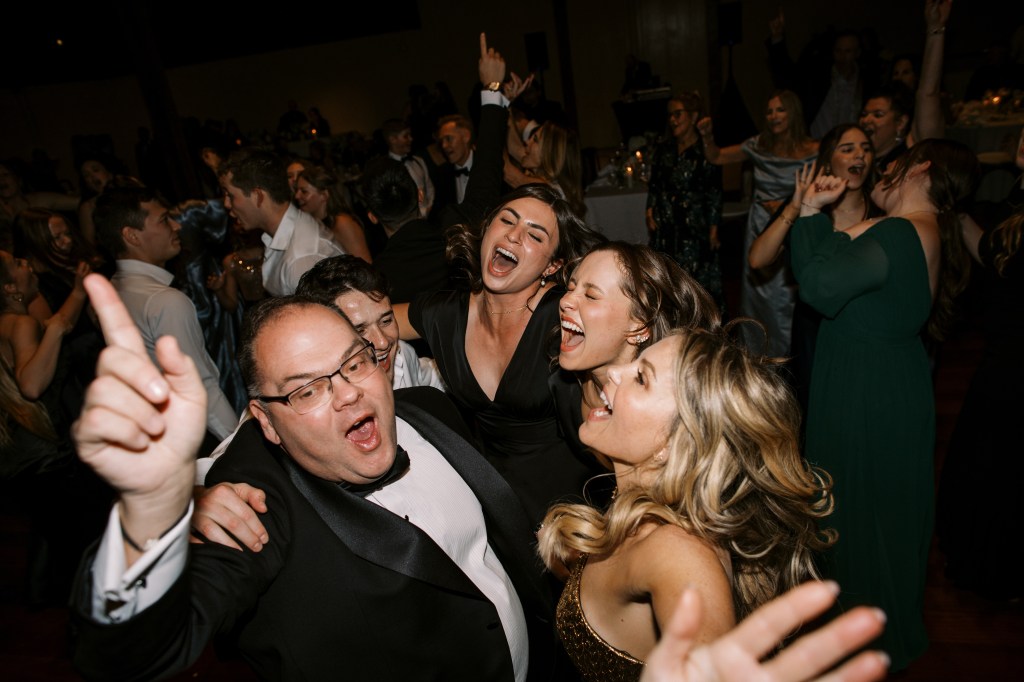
[1,1,1022,679]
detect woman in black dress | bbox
[397,184,602,524]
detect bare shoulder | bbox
[628,523,728,586]
[628,523,735,639]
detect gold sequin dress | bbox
[556,555,644,681]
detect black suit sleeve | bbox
[71,427,292,681]
[441,102,508,230]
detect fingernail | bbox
[253,542,262,551]
[823,580,840,595]
[872,608,887,624]
[148,379,169,400]
[877,651,891,668]
[260,534,269,543]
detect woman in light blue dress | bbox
[698,90,817,356]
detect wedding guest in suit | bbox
[436,114,475,211]
[70,275,557,681]
[357,158,451,304]
[383,119,435,218]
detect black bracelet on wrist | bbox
[121,504,190,553]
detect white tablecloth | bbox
[583,183,649,244]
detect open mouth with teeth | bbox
[374,347,393,373]
[560,318,585,353]
[490,246,519,275]
[346,415,381,451]
[587,388,613,421]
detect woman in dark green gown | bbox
[790,139,978,671]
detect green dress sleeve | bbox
[791,213,890,318]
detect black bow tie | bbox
[454,166,470,177]
[338,445,411,497]
[401,154,416,163]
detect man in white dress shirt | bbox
[93,187,236,442]
[295,254,444,391]
[219,149,341,296]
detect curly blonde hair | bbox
[538,325,835,619]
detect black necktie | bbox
[454,166,470,177]
[338,445,411,497]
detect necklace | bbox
[482,289,539,315]
[487,303,530,315]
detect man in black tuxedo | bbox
[364,81,510,304]
[70,35,558,682]
[433,113,475,215]
[71,276,556,681]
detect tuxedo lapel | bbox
[273,445,482,598]
[395,399,553,619]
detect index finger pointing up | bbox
[84,273,148,356]
[480,32,488,57]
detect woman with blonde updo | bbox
[539,325,834,681]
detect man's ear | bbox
[253,187,265,209]
[121,225,140,247]
[249,400,281,445]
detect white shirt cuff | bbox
[91,500,193,623]
[481,90,509,108]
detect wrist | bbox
[927,26,945,36]
[119,470,195,543]
[121,502,190,553]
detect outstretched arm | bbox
[9,264,89,399]
[912,0,951,144]
[641,581,888,682]
[443,33,511,229]
[697,118,748,166]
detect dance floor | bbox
[1,234,1021,680]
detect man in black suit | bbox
[71,275,556,681]
[359,156,452,304]
[433,113,475,215]
[364,74,510,304]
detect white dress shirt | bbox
[454,149,474,204]
[261,204,343,296]
[112,260,237,439]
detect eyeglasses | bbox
[668,109,693,119]
[257,342,379,414]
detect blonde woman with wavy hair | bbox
[538,325,834,681]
